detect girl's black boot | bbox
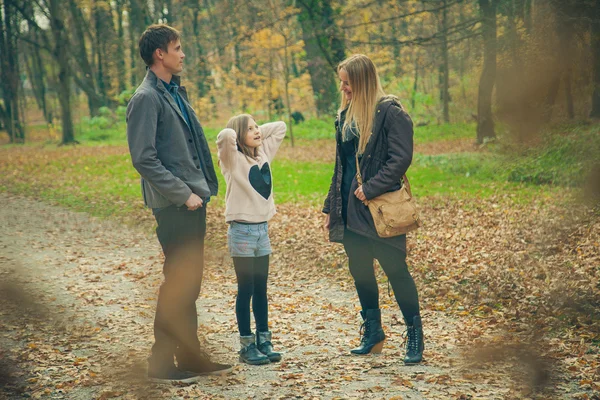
[256,331,282,362]
[239,334,270,365]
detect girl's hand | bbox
[323,213,330,230]
[354,185,367,202]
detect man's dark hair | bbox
[138,24,180,67]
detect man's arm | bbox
[126,92,192,206]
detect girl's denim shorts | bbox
[227,221,272,257]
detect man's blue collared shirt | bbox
[162,79,192,128]
[153,79,210,214]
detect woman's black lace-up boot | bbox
[351,309,386,355]
[403,315,424,364]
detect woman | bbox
[323,54,424,364]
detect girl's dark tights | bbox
[233,255,269,336]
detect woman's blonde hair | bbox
[226,113,258,159]
[338,54,386,154]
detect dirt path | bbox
[0,193,568,399]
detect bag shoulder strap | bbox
[355,153,413,198]
[355,153,363,185]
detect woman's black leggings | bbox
[233,255,269,336]
[342,229,420,322]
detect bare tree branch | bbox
[16,34,51,52]
[347,17,480,47]
[342,0,463,29]
[205,6,300,58]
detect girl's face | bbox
[244,118,262,148]
[339,69,352,101]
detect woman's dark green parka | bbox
[323,96,414,253]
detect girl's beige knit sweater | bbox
[216,121,286,223]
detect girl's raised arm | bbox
[260,121,286,163]
[216,128,238,169]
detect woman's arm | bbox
[361,106,414,200]
[260,121,287,163]
[323,164,337,214]
[216,128,239,169]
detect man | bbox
[127,24,231,384]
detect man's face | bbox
[158,39,185,75]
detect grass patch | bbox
[410,154,563,203]
[270,159,333,204]
[43,117,474,147]
[0,144,562,224]
[203,117,337,141]
[0,148,333,219]
[504,124,600,187]
[414,122,475,144]
[3,122,591,221]
[76,122,127,143]
[65,117,338,145]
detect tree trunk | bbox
[327,4,345,66]
[93,0,116,104]
[268,42,273,121]
[68,0,103,116]
[24,31,51,124]
[297,0,343,116]
[476,0,497,144]
[0,0,25,143]
[128,0,149,87]
[203,0,225,58]
[524,0,533,32]
[282,35,294,147]
[128,7,138,88]
[545,11,575,122]
[49,0,76,144]
[411,53,419,110]
[496,0,518,119]
[391,21,406,75]
[191,8,210,98]
[230,0,242,74]
[0,4,13,143]
[590,0,600,118]
[565,69,574,119]
[114,0,127,93]
[544,75,560,122]
[94,0,107,102]
[440,0,450,123]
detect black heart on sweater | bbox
[249,163,272,200]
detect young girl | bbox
[217,115,286,365]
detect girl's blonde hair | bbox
[226,113,258,159]
[338,54,386,154]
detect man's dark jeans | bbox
[150,204,206,368]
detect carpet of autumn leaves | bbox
[0,141,599,399]
[268,198,600,398]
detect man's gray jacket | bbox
[127,70,218,208]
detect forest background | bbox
[1,0,599,144]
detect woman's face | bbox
[244,118,262,148]
[339,69,352,101]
